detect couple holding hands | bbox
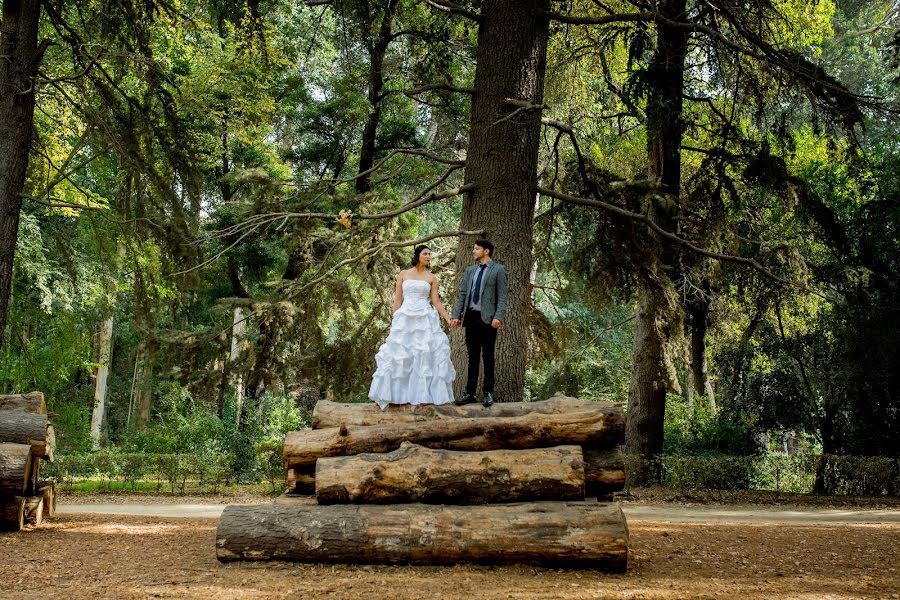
[368,239,508,410]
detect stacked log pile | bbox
[218,394,628,570]
[0,392,56,532]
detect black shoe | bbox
[482,392,494,408]
[454,392,477,406]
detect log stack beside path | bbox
[0,392,56,532]
[216,393,629,571]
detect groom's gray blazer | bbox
[451,261,509,324]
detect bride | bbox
[368,245,456,410]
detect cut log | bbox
[286,466,315,495]
[0,412,48,448]
[584,446,625,496]
[39,425,56,462]
[316,442,584,504]
[21,495,43,527]
[285,405,624,470]
[216,501,628,571]
[36,481,56,517]
[0,443,33,494]
[0,392,46,414]
[0,496,25,532]
[312,394,608,428]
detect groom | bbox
[450,239,508,408]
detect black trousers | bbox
[463,310,497,395]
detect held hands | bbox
[491,319,502,329]
[450,318,461,328]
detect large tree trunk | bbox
[625,0,689,486]
[90,314,115,449]
[216,501,628,570]
[315,442,585,504]
[452,0,550,402]
[0,496,25,532]
[0,0,42,348]
[355,0,400,193]
[0,412,47,448]
[312,394,601,428]
[284,406,624,470]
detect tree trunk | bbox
[216,501,628,571]
[0,443,32,495]
[625,0,689,486]
[0,392,45,414]
[21,494,42,526]
[284,406,624,470]
[230,306,245,428]
[90,314,115,449]
[134,348,154,430]
[689,301,716,410]
[0,0,42,348]
[312,394,603,428]
[315,442,584,504]
[452,0,551,402]
[584,446,626,497]
[355,0,400,193]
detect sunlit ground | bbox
[1,513,898,599]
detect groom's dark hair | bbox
[475,239,494,257]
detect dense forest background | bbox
[1,0,897,490]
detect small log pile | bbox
[217,394,629,570]
[0,392,56,532]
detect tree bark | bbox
[216,501,628,571]
[625,0,689,486]
[315,442,585,504]
[452,0,551,402]
[312,394,604,428]
[21,494,42,526]
[0,392,45,414]
[0,443,32,495]
[584,446,626,497]
[0,0,42,348]
[284,406,624,470]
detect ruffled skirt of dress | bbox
[368,303,456,410]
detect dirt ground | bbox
[2,508,898,599]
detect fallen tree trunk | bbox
[0,496,25,532]
[0,392,46,414]
[0,412,48,447]
[316,443,584,504]
[312,394,606,428]
[284,406,624,470]
[216,501,628,570]
[21,495,43,526]
[37,424,55,462]
[0,443,33,494]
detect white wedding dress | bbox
[368,279,456,410]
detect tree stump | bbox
[312,394,605,428]
[285,406,624,470]
[316,443,585,504]
[216,501,628,571]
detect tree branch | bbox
[536,185,809,291]
[402,83,476,97]
[422,0,481,22]
[289,229,486,297]
[541,10,655,25]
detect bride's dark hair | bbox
[411,245,431,267]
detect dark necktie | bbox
[472,264,486,304]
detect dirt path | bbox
[2,511,898,599]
